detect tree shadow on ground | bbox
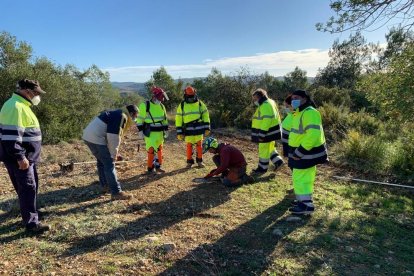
[160,195,310,275]
[60,181,236,257]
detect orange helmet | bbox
[184,86,196,96]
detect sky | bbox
[1,0,394,82]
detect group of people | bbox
[0,78,327,235]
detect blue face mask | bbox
[291,99,301,109]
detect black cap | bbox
[17,79,46,94]
[292,89,310,99]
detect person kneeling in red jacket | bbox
[202,137,254,187]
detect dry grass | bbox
[1,128,413,275]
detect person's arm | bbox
[1,106,27,162]
[175,103,184,138]
[211,150,230,176]
[293,110,323,158]
[106,111,124,160]
[258,103,273,141]
[201,101,211,135]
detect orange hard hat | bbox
[184,86,196,96]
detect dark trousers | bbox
[3,160,39,226]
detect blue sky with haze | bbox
[1,0,394,82]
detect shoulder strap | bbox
[146,100,155,123]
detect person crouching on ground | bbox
[202,137,254,187]
[82,105,138,200]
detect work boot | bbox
[289,201,314,215]
[197,162,205,168]
[251,167,267,175]
[186,159,194,168]
[101,185,110,195]
[146,167,157,175]
[156,166,166,173]
[241,174,255,184]
[273,159,285,172]
[26,223,51,235]
[111,191,132,201]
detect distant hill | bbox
[112,76,315,96]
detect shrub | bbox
[334,130,390,172]
[390,129,414,181]
[348,110,382,135]
[310,86,352,107]
[318,103,350,142]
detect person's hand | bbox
[18,157,30,170]
[177,134,184,141]
[138,131,144,139]
[204,130,210,136]
[204,173,214,179]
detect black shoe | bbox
[26,223,51,234]
[290,200,299,206]
[289,201,314,215]
[37,210,50,220]
[273,159,284,171]
[155,167,166,173]
[251,167,267,175]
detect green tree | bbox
[377,27,414,69]
[283,66,308,92]
[316,0,414,33]
[145,67,182,110]
[359,43,414,123]
[0,32,120,143]
[313,33,375,90]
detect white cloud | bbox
[104,48,330,82]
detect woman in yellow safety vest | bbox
[288,90,328,215]
[251,88,284,175]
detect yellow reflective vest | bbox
[175,100,210,136]
[136,100,168,134]
[288,105,328,169]
[251,98,282,143]
[0,93,42,163]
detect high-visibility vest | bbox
[288,106,328,169]
[136,100,168,133]
[175,100,210,136]
[251,98,282,143]
[0,93,42,163]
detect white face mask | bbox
[254,101,259,106]
[31,95,41,106]
[153,99,161,105]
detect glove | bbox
[164,131,169,139]
[205,129,211,136]
[177,134,184,141]
[138,131,144,139]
